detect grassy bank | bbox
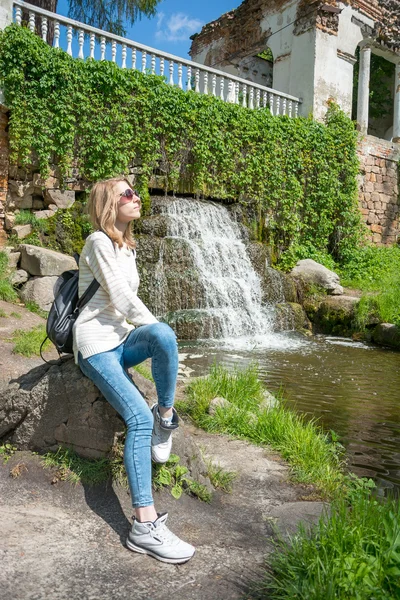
[179,363,346,499]
[338,246,400,329]
[179,363,400,600]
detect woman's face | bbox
[114,180,141,224]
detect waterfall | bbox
[159,198,302,349]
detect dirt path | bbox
[0,300,325,600]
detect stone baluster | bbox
[269,93,274,115]
[249,87,254,109]
[78,30,84,59]
[142,51,147,73]
[295,102,299,118]
[212,74,217,96]
[288,100,293,118]
[132,48,137,70]
[227,80,234,102]
[67,26,73,56]
[276,96,281,115]
[15,6,22,25]
[178,64,183,89]
[242,84,247,107]
[54,22,60,49]
[100,37,106,61]
[151,54,156,75]
[41,17,47,41]
[111,40,117,62]
[220,77,225,101]
[169,61,174,85]
[282,98,287,115]
[255,88,260,108]
[28,12,35,32]
[203,71,208,94]
[393,63,400,143]
[195,69,200,93]
[262,92,267,108]
[187,66,192,90]
[160,57,164,77]
[357,46,371,135]
[121,44,127,68]
[235,82,240,104]
[89,33,95,58]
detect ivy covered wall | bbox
[0,24,365,267]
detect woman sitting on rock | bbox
[73,177,195,564]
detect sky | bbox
[57,0,242,60]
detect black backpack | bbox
[41,253,100,359]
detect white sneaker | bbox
[151,404,179,464]
[126,513,195,564]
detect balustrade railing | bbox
[13,0,301,116]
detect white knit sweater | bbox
[73,231,158,363]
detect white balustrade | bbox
[78,29,84,59]
[12,0,301,117]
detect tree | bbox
[26,0,161,36]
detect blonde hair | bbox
[88,177,136,249]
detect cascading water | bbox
[160,198,303,350]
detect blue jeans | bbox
[78,323,178,508]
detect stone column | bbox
[393,63,400,144]
[357,46,371,135]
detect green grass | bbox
[180,363,346,498]
[14,209,42,227]
[339,246,400,328]
[0,251,18,303]
[40,445,211,501]
[11,324,52,357]
[133,363,154,382]
[0,308,7,318]
[206,460,237,493]
[0,443,17,463]
[250,491,400,600]
[24,301,48,319]
[10,311,21,319]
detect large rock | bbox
[3,247,20,269]
[305,295,359,336]
[20,244,77,277]
[20,276,59,311]
[44,189,75,209]
[291,259,343,295]
[274,302,312,332]
[246,243,297,303]
[12,224,32,239]
[10,269,29,286]
[372,323,400,349]
[0,359,211,489]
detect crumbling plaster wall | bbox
[190,0,400,121]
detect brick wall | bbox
[358,136,400,245]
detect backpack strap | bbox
[76,278,100,310]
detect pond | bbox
[178,335,400,496]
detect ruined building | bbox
[190,0,400,245]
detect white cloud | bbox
[155,12,203,42]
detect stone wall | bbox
[358,135,400,244]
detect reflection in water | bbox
[178,335,400,495]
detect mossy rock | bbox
[312,296,359,336]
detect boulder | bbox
[12,224,32,239]
[10,269,29,286]
[372,323,400,349]
[44,189,75,209]
[306,295,359,336]
[291,259,343,295]
[0,359,211,489]
[20,276,59,311]
[33,209,56,220]
[20,245,76,277]
[4,213,16,230]
[274,302,312,332]
[208,396,231,415]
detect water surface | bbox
[178,335,400,495]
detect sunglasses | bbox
[118,189,141,205]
